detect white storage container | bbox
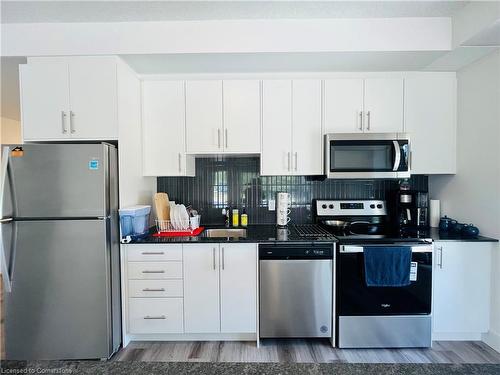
[119,205,151,238]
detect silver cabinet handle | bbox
[142,288,166,292]
[225,128,228,148]
[287,152,291,171]
[359,111,363,131]
[294,152,298,171]
[61,111,67,134]
[213,247,216,270]
[178,153,182,172]
[141,251,164,255]
[222,247,225,270]
[69,111,75,133]
[144,315,166,320]
[217,129,221,148]
[437,246,443,269]
[366,111,371,131]
[142,270,165,274]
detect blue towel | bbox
[363,246,412,287]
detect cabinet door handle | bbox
[217,129,221,148]
[287,152,291,172]
[222,247,225,270]
[141,251,164,255]
[69,111,76,133]
[294,152,298,171]
[178,153,182,172]
[366,111,371,131]
[144,315,166,320]
[142,270,165,274]
[359,111,363,131]
[142,288,165,292]
[438,246,443,269]
[225,128,228,149]
[213,247,216,270]
[61,111,67,134]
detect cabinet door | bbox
[364,78,404,133]
[183,244,220,333]
[20,61,70,141]
[185,80,223,153]
[405,74,456,174]
[433,242,491,335]
[261,80,292,176]
[292,80,323,175]
[223,80,261,153]
[220,243,257,333]
[142,81,194,176]
[323,79,364,133]
[68,56,118,139]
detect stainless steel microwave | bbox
[325,133,410,179]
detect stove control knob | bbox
[329,204,334,209]
[321,204,327,209]
[377,204,383,209]
[370,204,375,209]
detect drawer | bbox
[128,262,183,279]
[129,280,183,298]
[129,298,183,334]
[127,244,182,262]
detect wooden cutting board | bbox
[154,193,170,221]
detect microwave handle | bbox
[393,141,401,171]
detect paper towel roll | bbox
[430,200,440,228]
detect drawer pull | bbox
[144,315,166,320]
[142,288,166,292]
[142,270,165,274]
[141,252,165,255]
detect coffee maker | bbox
[391,189,429,230]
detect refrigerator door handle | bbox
[0,222,13,293]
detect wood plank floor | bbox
[114,340,500,364]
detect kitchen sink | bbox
[204,228,247,238]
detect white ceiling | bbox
[1,1,468,24]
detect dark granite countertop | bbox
[127,225,498,245]
[129,224,337,244]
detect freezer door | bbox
[5,220,114,360]
[4,143,112,218]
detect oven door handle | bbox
[392,141,401,171]
[340,244,433,253]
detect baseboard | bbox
[127,332,257,342]
[432,332,483,341]
[482,330,500,353]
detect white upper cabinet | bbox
[292,80,323,175]
[142,81,195,177]
[433,241,492,337]
[220,243,257,333]
[185,80,223,153]
[323,79,364,133]
[405,73,456,174]
[261,80,293,175]
[20,56,119,141]
[364,78,404,133]
[20,61,71,141]
[222,80,261,153]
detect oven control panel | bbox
[316,200,387,217]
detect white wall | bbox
[429,50,500,351]
[116,60,156,208]
[0,117,22,145]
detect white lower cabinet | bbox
[129,298,184,334]
[183,243,258,334]
[433,241,492,339]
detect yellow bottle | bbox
[232,209,239,227]
[241,208,248,227]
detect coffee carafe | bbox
[276,192,291,227]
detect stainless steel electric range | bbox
[311,199,433,348]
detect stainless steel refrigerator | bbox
[0,143,121,360]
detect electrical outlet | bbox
[268,199,276,211]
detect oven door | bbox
[325,133,410,179]
[337,243,432,316]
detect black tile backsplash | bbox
[158,157,428,225]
